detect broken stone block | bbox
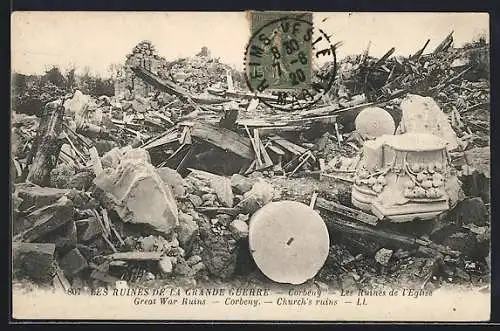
[40,220,77,254]
[449,197,489,226]
[229,219,249,240]
[249,201,330,285]
[158,257,173,274]
[60,248,89,278]
[353,133,454,222]
[374,248,393,266]
[94,147,178,234]
[397,94,459,150]
[157,166,186,198]
[15,184,69,211]
[12,242,56,283]
[355,107,395,139]
[109,251,163,261]
[76,217,103,242]
[177,211,199,249]
[231,174,254,195]
[237,179,274,214]
[17,196,74,242]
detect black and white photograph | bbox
[10,11,491,321]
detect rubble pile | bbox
[11,35,490,293]
[12,143,279,288]
[163,51,239,94]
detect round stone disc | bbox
[248,200,330,285]
[355,107,395,139]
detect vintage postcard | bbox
[11,11,491,321]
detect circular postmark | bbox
[244,15,338,111]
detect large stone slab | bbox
[94,147,178,234]
[397,94,459,150]
[12,242,56,283]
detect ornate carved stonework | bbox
[352,133,454,222]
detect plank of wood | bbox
[316,197,379,226]
[142,131,179,150]
[259,140,273,168]
[244,160,257,175]
[108,252,163,261]
[253,129,263,167]
[269,136,307,155]
[196,206,242,216]
[317,203,460,257]
[309,192,318,208]
[54,266,71,291]
[179,126,190,144]
[289,152,312,177]
[27,100,65,186]
[267,143,286,156]
[191,122,253,160]
[88,146,103,176]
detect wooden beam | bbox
[27,100,65,186]
[269,136,307,156]
[191,122,253,160]
[316,197,379,226]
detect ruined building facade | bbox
[115,41,167,98]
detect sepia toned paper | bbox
[11,11,491,322]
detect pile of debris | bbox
[164,51,239,94]
[11,35,490,293]
[13,141,277,288]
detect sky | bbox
[11,11,489,77]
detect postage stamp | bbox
[10,11,491,322]
[245,11,339,111]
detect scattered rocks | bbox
[236,179,274,214]
[198,217,238,279]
